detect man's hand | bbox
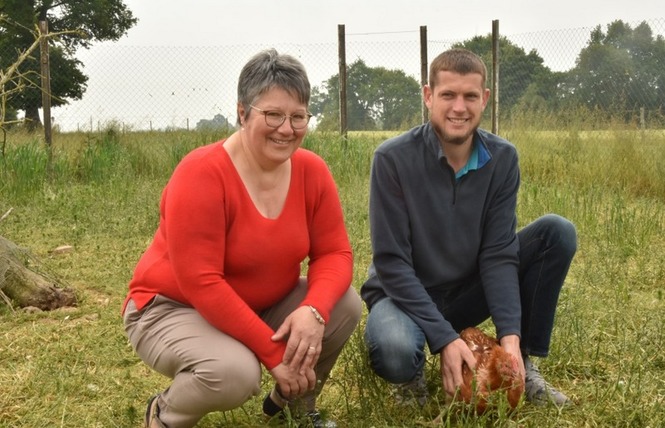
[440,338,476,397]
[499,334,525,383]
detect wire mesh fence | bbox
[4,18,665,132]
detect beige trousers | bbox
[124,278,362,428]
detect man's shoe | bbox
[392,368,428,406]
[524,356,571,407]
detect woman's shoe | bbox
[305,410,337,428]
[145,395,166,428]
[263,392,336,427]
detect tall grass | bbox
[0,124,664,427]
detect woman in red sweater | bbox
[123,49,361,428]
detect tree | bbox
[0,0,137,130]
[564,20,665,114]
[1,14,78,163]
[195,113,233,132]
[310,59,421,132]
[512,70,568,114]
[453,35,555,117]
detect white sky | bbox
[114,0,663,46]
[50,1,665,131]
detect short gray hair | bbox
[237,49,311,126]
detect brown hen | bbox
[458,327,524,413]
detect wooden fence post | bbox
[38,20,52,149]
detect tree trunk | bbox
[0,235,77,311]
[24,106,42,132]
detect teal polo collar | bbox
[455,134,491,179]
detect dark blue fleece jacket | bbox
[360,122,522,354]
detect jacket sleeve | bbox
[368,151,459,353]
[478,148,521,340]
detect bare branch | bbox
[0,16,84,127]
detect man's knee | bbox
[365,329,422,383]
[542,214,577,256]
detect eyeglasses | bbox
[249,105,312,130]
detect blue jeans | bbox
[364,214,577,384]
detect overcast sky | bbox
[114,0,663,46]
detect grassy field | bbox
[0,125,664,427]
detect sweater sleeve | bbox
[164,149,286,369]
[299,151,353,321]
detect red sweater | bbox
[123,140,353,369]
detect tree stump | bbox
[0,235,77,311]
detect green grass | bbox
[1,125,664,427]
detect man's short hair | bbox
[428,48,487,88]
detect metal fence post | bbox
[337,24,347,139]
[491,19,500,135]
[420,26,428,124]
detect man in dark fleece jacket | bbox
[361,48,577,407]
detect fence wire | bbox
[4,18,664,132]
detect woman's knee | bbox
[321,287,363,356]
[195,355,262,410]
[335,287,363,329]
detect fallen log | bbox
[0,235,77,311]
